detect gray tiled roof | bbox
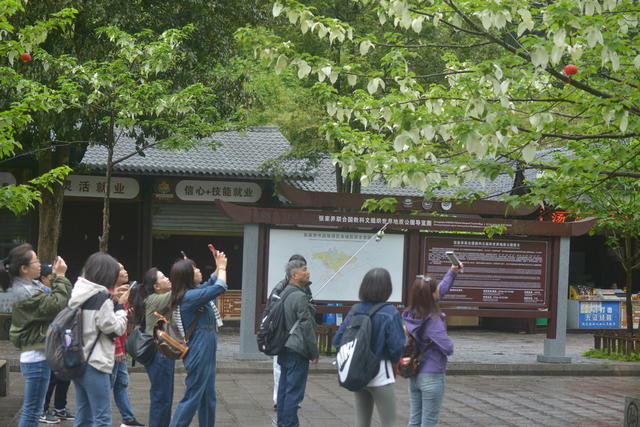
[289,157,536,200]
[81,126,303,179]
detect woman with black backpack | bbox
[402,263,462,427]
[333,268,405,427]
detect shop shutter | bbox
[0,209,32,241]
[151,203,244,235]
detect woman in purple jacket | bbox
[402,263,462,427]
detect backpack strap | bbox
[81,292,111,362]
[367,302,388,317]
[408,318,432,354]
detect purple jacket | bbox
[402,269,457,374]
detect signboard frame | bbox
[421,235,551,309]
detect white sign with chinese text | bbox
[64,175,139,199]
[0,172,16,187]
[175,180,261,203]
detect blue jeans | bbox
[277,349,309,427]
[19,360,50,427]
[111,358,136,420]
[144,351,175,427]
[407,373,445,427]
[73,364,112,427]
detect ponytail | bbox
[133,267,158,325]
[0,257,10,291]
[0,243,34,291]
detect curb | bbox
[4,358,640,376]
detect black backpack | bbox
[335,303,387,391]
[45,293,108,381]
[257,285,301,355]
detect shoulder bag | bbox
[153,308,203,360]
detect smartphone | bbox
[180,250,187,260]
[208,244,217,254]
[445,251,461,267]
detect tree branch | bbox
[111,141,162,166]
[344,70,473,81]
[516,128,640,141]
[526,163,640,179]
[444,0,640,116]
[373,41,493,49]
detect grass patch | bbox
[582,348,640,362]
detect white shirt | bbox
[367,359,395,387]
[20,350,46,363]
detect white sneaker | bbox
[38,413,60,424]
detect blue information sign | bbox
[579,301,620,328]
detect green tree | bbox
[55,25,229,252]
[244,0,640,330]
[0,1,75,215]
[2,1,261,259]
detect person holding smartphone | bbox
[402,262,463,427]
[1,247,71,427]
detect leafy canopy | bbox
[0,0,75,213]
[240,0,640,221]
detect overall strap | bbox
[184,309,204,342]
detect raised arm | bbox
[436,263,463,300]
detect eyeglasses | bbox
[29,259,41,265]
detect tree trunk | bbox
[624,236,634,334]
[37,146,70,263]
[99,140,114,253]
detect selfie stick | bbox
[313,222,389,298]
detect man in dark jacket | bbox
[269,254,312,410]
[276,260,319,427]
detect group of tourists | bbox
[268,254,462,427]
[2,240,459,427]
[1,242,228,427]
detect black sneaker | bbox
[38,412,60,424]
[53,408,75,421]
[121,419,145,427]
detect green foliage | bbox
[361,197,397,213]
[583,348,640,362]
[243,0,640,205]
[0,165,71,214]
[483,224,507,239]
[0,1,76,211]
[245,0,640,295]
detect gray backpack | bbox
[45,293,108,380]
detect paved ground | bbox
[1,329,639,426]
[3,371,638,426]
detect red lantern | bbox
[563,64,578,75]
[20,53,32,62]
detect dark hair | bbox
[407,275,440,319]
[169,259,196,311]
[288,254,307,264]
[358,268,392,303]
[0,243,35,291]
[132,267,159,325]
[82,252,120,290]
[39,264,53,280]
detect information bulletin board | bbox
[422,236,550,308]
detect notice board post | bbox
[537,236,571,363]
[236,223,269,360]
